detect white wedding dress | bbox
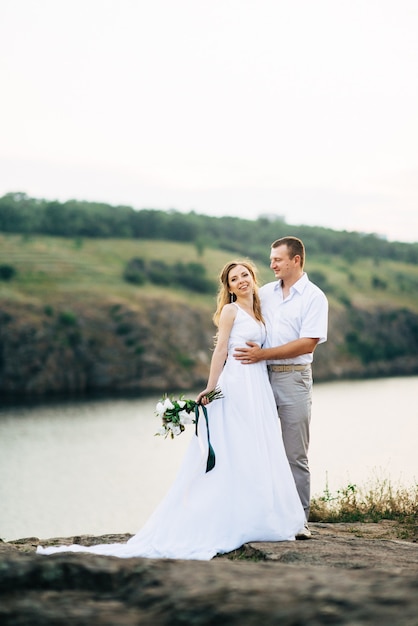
[37,305,305,560]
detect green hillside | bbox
[1,233,417,312]
[1,231,418,397]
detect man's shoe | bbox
[296,523,312,540]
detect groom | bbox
[234,236,328,539]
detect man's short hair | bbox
[271,236,305,269]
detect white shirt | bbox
[259,273,328,365]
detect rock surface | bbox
[1,523,417,625]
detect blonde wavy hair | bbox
[212,260,264,327]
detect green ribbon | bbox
[194,403,216,473]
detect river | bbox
[1,376,417,541]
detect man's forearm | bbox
[260,337,319,361]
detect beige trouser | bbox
[268,367,313,520]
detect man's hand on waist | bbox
[234,337,320,365]
[233,342,263,364]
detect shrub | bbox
[123,258,216,293]
[371,275,387,289]
[116,322,132,335]
[0,264,17,281]
[147,260,171,286]
[173,262,215,293]
[308,270,329,292]
[0,310,12,323]
[124,258,147,285]
[58,310,77,326]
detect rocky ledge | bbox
[1,522,417,625]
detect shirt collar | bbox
[273,272,308,294]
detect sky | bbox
[1,0,417,243]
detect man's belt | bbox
[267,364,311,372]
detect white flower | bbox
[156,426,167,436]
[155,401,166,417]
[163,398,175,410]
[171,425,181,436]
[177,400,186,408]
[179,410,193,425]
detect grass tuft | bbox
[310,477,418,541]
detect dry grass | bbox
[310,477,418,542]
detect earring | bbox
[230,293,234,303]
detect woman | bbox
[37,260,305,560]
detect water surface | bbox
[1,377,417,541]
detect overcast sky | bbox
[1,0,417,242]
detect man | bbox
[234,236,328,539]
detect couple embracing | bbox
[38,236,328,560]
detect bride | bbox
[37,260,305,560]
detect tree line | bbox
[1,191,417,265]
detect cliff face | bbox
[0,297,417,397]
[0,297,213,396]
[314,304,418,381]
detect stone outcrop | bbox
[0,297,213,396]
[1,523,417,625]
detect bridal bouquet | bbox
[155,387,223,439]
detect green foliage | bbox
[67,330,82,347]
[338,294,352,308]
[123,257,215,293]
[116,322,133,335]
[124,258,147,285]
[345,308,418,364]
[0,264,16,281]
[0,310,13,324]
[396,272,418,293]
[306,269,330,292]
[1,229,418,376]
[1,192,417,266]
[194,236,207,257]
[147,260,172,286]
[371,275,387,289]
[172,262,214,293]
[58,310,78,326]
